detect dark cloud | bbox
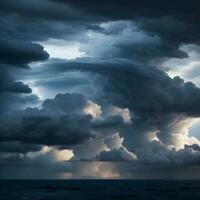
[0,0,198,66]
[0,67,31,93]
[0,67,38,114]
[51,0,200,65]
[0,93,125,150]
[0,93,39,114]
[0,0,79,21]
[0,82,32,93]
[0,23,49,114]
[0,39,49,66]
[53,0,200,45]
[0,141,41,153]
[0,13,91,42]
[0,93,92,147]
[53,0,199,18]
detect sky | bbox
[1,0,200,179]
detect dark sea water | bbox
[0,180,200,200]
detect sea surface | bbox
[0,180,200,200]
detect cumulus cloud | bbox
[0,93,128,150]
[97,147,137,162]
[135,140,200,165]
[104,133,123,150]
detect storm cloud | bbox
[1,0,200,179]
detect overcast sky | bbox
[1,0,200,179]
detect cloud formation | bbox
[1,0,200,179]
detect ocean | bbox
[0,180,200,200]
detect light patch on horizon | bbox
[72,162,120,179]
[28,146,74,162]
[39,39,86,60]
[49,148,74,162]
